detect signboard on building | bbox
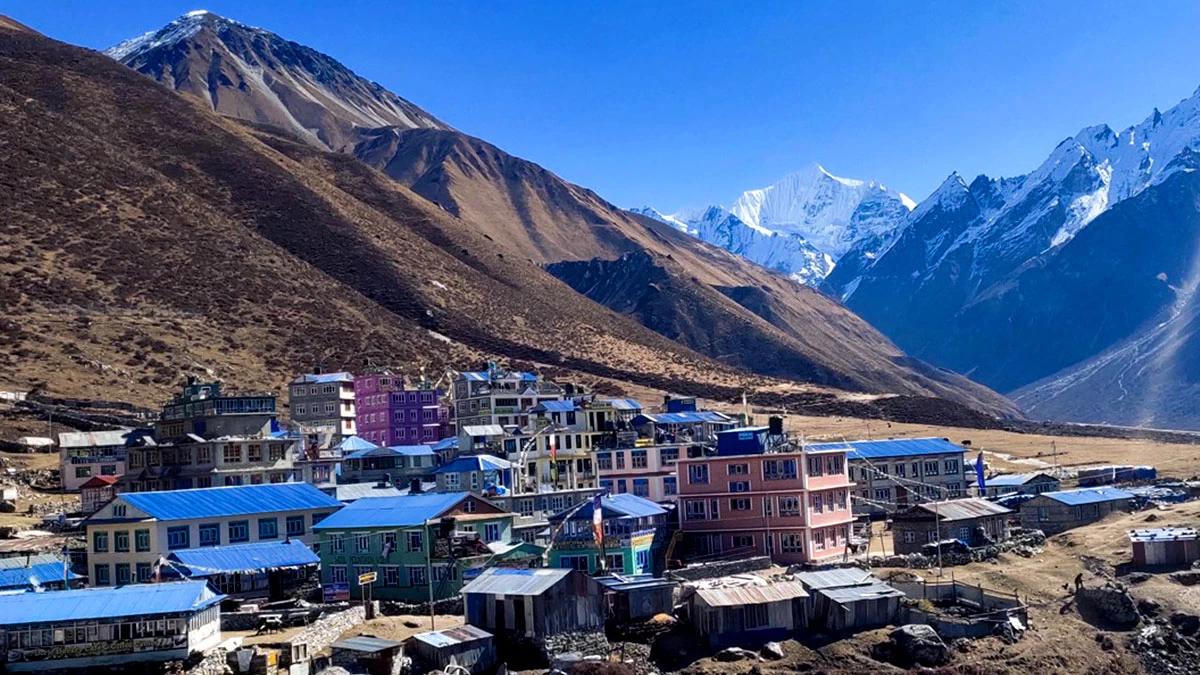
[357,571,377,585]
[323,583,350,601]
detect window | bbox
[924,460,940,476]
[684,499,708,521]
[729,480,750,493]
[688,464,709,485]
[728,463,749,475]
[445,473,460,489]
[407,566,428,586]
[807,457,824,476]
[874,487,892,501]
[228,520,250,543]
[631,478,650,497]
[615,452,626,470]
[903,530,916,543]
[664,476,678,496]
[383,566,400,587]
[732,534,753,549]
[944,458,959,474]
[115,563,131,585]
[895,463,906,477]
[114,530,129,553]
[406,530,423,552]
[631,450,648,469]
[826,456,844,475]
[199,523,220,547]
[730,497,751,511]
[561,555,590,571]
[329,533,345,553]
[1037,507,1051,522]
[596,453,613,471]
[330,566,347,584]
[223,446,242,464]
[197,447,211,463]
[247,444,262,462]
[349,532,369,553]
[136,562,153,582]
[778,496,801,516]
[659,447,679,463]
[113,504,126,517]
[483,523,501,542]
[957,526,970,541]
[635,549,650,571]
[258,518,279,540]
[75,466,91,478]
[859,467,870,482]
[605,553,624,572]
[166,526,190,550]
[275,515,302,539]
[780,533,805,553]
[763,458,797,481]
[94,564,110,586]
[135,529,150,552]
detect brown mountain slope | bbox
[0,22,769,407]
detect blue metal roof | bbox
[717,426,768,435]
[389,445,436,456]
[313,492,470,529]
[603,398,643,411]
[336,436,380,453]
[551,493,665,522]
[429,437,459,452]
[115,483,341,521]
[1041,487,1135,506]
[0,581,222,625]
[461,371,537,382]
[987,472,1055,487]
[345,444,435,460]
[533,400,575,413]
[635,411,732,425]
[0,562,82,590]
[432,455,511,474]
[292,372,353,384]
[807,437,965,460]
[168,540,318,577]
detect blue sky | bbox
[12,1,1200,211]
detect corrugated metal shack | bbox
[329,636,404,675]
[797,569,905,633]
[596,575,677,622]
[460,568,606,640]
[683,575,807,647]
[407,625,496,674]
[1130,528,1200,568]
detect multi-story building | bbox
[58,429,140,491]
[451,365,566,430]
[155,378,277,440]
[313,492,515,601]
[355,372,451,446]
[122,435,305,492]
[80,475,118,514]
[289,372,356,440]
[676,444,855,565]
[597,444,682,502]
[84,483,340,587]
[807,438,966,515]
[547,493,669,575]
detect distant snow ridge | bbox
[634,163,913,286]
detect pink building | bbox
[354,373,451,446]
[676,447,855,564]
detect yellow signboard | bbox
[358,571,377,585]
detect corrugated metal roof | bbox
[114,483,341,521]
[603,399,643,411]
[433,454,511,474]
[460,371,537,382]
[313,492,469,529]
[336,436,380,453]
[795,568,875,590]
[0,554,60,571]
[909,498,1011,521]
[291,372,353,385]
[345,444,435,460]
[533,400,575,413]
[333,483,404,502]
[1128,527,1198,542]
[0,562,81,590]
[410,625,493,648]
[695,580,808,607]
[430,437,459,452]
[461,425,506,437]
[986,473,1055,487]
[168,540,318,576]
[80,475,120,488]
[635,411,733,425]
[331,635,404,652]
[1040,487,1135,506]
[460,567,573,596]
[808,437,964,460]
[57,430,132,449]
[818,581,905,604]
[0,581,222,624]
[550,493,665,522]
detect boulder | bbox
[1077,584,1141,629]
[1170,612,1200,636]
[1169,570,1200,586]
[761,641,785,660]
[888,624,951,667]
[715,647,758,662]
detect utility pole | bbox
[426,518,436,630]
[934,493,943,577]
[1051,441,1059,477]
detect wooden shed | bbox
[407,625,496,675]
[1130,528,1200,568]
[596,575,677,623]
[797,568,904,633]
[684,576,808,647]
[460,567,606,640]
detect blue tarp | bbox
[169,540,318,577]
[114,483,341,521]
[0,562,81,590]
[313,492,469,529]
[0,581,222,625]
[807,437,965,460]
[532,400,576,413]
[1041,487,1136,506]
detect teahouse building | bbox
[1019,487,1135,535]
[460,568,606,642]
[891,498,1012,554]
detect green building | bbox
[547,493,668,575]
[313,492,515,602]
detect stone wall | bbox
[667,556,772,582]
[381,595,462,617]
[283,604,373,664]
[221,603,351,632]
[542,629,610,662]
[186,647,232,675]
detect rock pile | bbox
[869,530,1046,569]
[1076,583,1141,629]
[873,624,951,668]
[1132,614,1200,675]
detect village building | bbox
[355,372,451,446]
[597,443,682,503]
[0,581,222,671]
[58,429,143,491]
[486,487,600,545]
[336,436,437,486]
[0,558,82,592]
[329,482,406,503]
[982,472,1061,498]
[329,635,406,674]
[461,568,606,648]
[675,443,855,564]
[155,378,278,440]
[289,371,356,440]
[1077,465,1157,487]
[122,433,307,492]
[451,366,567,431]
[407,626,496,675]
[166,539,319,600]
[433,454,514,494]
[682,574,809,647]
[79,475,119,514]
[807,437,966,515]
[596,575,677,623]
[891,498,1012,554]
[546,493,668,575]
[312,492,513,602]
[1019,487,1136,535]
[795,568,905,633]
[1129,527,1200,568]
[84,483,340,586]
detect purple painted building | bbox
[354,373,451,446]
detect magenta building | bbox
[354,373,451,446]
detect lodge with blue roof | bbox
[0,581,223,671]
[806,437,968,515]
[166,539,320,600]
[546,493,669,575]
[336,436,437,486]
[1018,487,1136,534]
[84,483,340,587]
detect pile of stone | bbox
[1076,582,1141,630]
[868,529,1046,569]
[872,624,951,668]
[1132,612,1200,675]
